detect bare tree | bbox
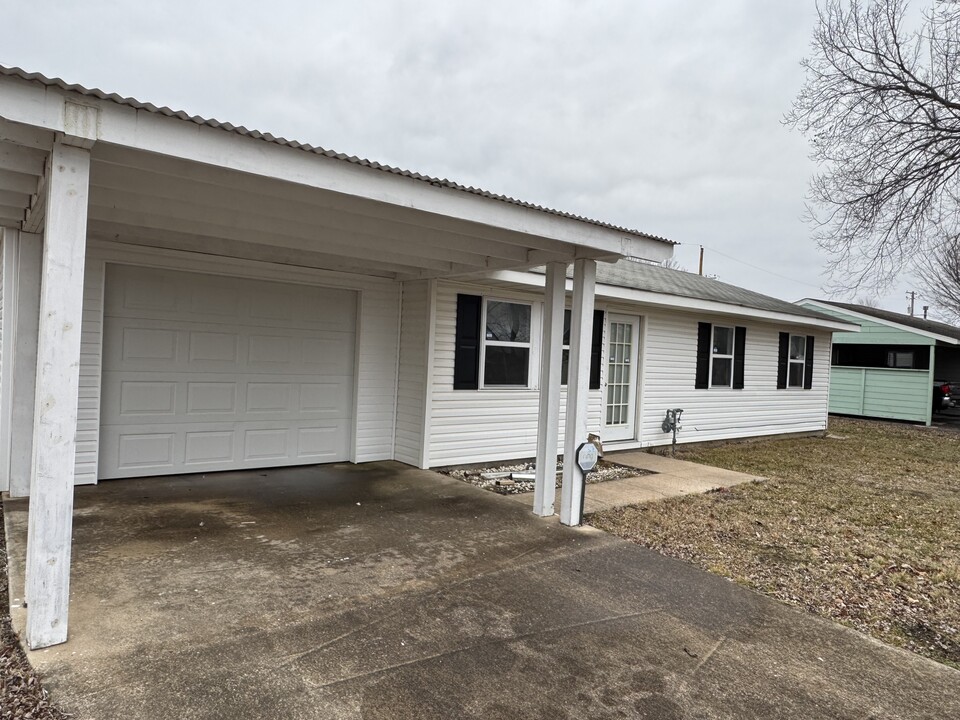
[854,294,882,307]
[919,236,960,321]
[786,0,960,295]
[661,258,688,272]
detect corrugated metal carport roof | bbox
[0,65,674,245]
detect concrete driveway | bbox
[4,462,958,719]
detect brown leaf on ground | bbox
[591,418,960,668]
[1,508,71,720]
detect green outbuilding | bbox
[798,300,960,425]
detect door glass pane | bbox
[605,321,633,427]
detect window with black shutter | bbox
[561,309,604,389]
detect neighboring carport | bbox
[799,300,960,425]
[4,463,957,719]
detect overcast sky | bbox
[4,0,923,313]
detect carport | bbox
[4,462,957,719]
[0,66,673,648]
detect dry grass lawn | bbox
[591,417,960,668]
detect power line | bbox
[697,244,824,290]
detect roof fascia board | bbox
[798,299,959,344]
[488,270,861,331]
[0,76,672,261]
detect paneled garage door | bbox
[99,265,356,479]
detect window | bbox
[777,332,815,390]
[453,293,603,391]
[696,322,745,390]
[887,350,914,368]
[482,299,532,386]
[788,335,806,387]
[560,309,605,388]
[710,325,735,387]
[830,344,928,370]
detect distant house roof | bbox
[587,260,842,323]
[0,65,673,246]
[810,300,960,343]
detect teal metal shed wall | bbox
[798,303,935,425]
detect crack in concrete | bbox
[693,636,727,674]
[299,607,664,692]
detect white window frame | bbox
[709,325,735,388]
[787,334,806,388]
[479,297,539,389]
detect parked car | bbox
[933,381,954,413]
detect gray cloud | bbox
[4,0,921,312]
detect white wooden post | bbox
[0,229,17,493]
[533,262,566,517]
[10,232,42,497]
[25,140,91,649]
[560,258,596,526]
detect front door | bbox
[603,314,640,442]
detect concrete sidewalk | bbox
[508,449,760,514]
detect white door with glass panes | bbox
[604,314,640,441]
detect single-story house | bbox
[798,300,960,425]
[405,261,857,473]
[0,66,854,649]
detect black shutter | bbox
[453,294,482,390]
[589,310,604,390]
[733,326,746,389]
[777,332,789,389]
[803,335,815,390]
[695,322,711,389]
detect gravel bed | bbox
[442,460,651,495]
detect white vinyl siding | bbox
[395,280,432,466]
[75,240,400,483]
[353,281,402,463]
[0,233,10,491]
[75,258,105,484]
[427,281,833,465]
[428,281,602,467]
[640,310,831,445]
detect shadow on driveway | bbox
[4,461,958,719]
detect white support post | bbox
[0,229,18,493]
[25,140,91,649]
[534,262,566,517]
[560,259,596,526]
[10,232,42,497]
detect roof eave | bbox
[488,271,861,331]
[799,299,960,344]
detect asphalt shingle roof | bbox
[575,260,842,323]
[0,65,674,245]
[814,300,960,342]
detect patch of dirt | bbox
[442,460,652,495]
[0,503,70,720]
[591,417,960,668]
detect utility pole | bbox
[907,291,915,316]
[698,245,704,276]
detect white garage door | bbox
[99,265,356,479]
